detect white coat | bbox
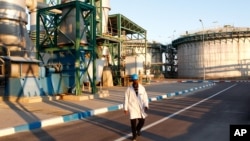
[124,84,149,119]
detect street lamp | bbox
[212,21,218,29]
[172,30,176,40]
[199,19,205,80]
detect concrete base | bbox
[60,90,110,101]
[0,90,110,103]
[61,95,94,101]
[0,96,61,103]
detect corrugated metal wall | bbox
[176,28,250,79]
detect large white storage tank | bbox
[173,25,250,79]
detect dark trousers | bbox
[130,118,145,139]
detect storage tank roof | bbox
[182,25,250,37]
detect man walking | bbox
[124,74,149,141]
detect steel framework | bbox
[36,1,96,95]
[107,14,147,85]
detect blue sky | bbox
[109,0,250,44]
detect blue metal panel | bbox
[5,78,22,97]
[20,78,40,97]
[39,77,54,96]
[5,77,40,97]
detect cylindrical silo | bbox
[173,25,250,79]
[57,0,88,45]
[96,0,110,34]
[0,0,31,57]
[27,0,52,31]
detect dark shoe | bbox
[137,131,141,136]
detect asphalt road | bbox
[1,82,249,141]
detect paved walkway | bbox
[0,80,215,137]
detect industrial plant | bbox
[0,0,249,101]
[0,0,175,100]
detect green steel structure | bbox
[108,14,146,40]
[37,1,147,92]
[46,1,148,85]
[46,0,60,5]
[36,1,96,95]
[105,14,147,85]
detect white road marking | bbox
[114,84,237,141]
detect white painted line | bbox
[162,95,167,99]
[92,108,108,115]
[0,127,15,137]
[42,117,64,127]
[118,104,124,109]
[170,93,175,96]
[150,97,157,101]
[114,84,237,141]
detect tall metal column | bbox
[75,1,81,95]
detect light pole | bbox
[213,21,218,29]
[172,30,176,40]
[199,19,205,80]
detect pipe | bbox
[26,0,62,31]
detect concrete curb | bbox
[0,82,216,137]
[166,80,250,83]
[149,82,215,102]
